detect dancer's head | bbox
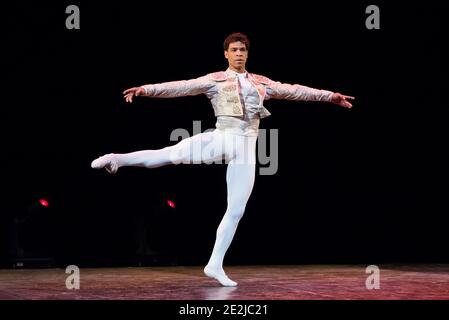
[223,33,250,73]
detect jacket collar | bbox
[225,68,248,78]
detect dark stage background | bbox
[2,1,448,268]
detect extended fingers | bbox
[344,101,353,108]
[125,93,133,103]
[123,88,137,95]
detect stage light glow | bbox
[39,199,49,207]
[166,200,176,209]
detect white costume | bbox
[91,69,334,286]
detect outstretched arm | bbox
[123,75,214,103]
[265,78,354,108]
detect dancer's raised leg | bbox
[91,131,226,172]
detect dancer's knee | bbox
[139,147,175,168]
[167,142,196,165]
[161,145,185,165]
[227,204,246,221]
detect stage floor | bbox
[0,264,448,300]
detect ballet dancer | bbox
[91,32,354,286]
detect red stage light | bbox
[166,200,176,209]
[39,199,49,207]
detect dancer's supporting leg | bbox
[204,135,257,286]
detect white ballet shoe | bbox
[91,154,119,174]
[204,265,237,287]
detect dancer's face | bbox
[224,41,248,73]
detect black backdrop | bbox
[2,1,448,267]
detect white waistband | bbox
[215,116,260,137]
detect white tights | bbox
[108,130,257,286]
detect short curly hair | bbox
[223,32,250,51]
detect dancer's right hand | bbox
[123,87,145,103]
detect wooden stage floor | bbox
[1,264,448,300]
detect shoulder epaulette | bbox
[209,71,227,82]
[250,74,272,85]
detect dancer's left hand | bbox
[330,93,355,108]
[123,87,145,103]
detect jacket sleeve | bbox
[265,78,334,102]
[140,75,215,98]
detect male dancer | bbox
[92,33,354,286]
